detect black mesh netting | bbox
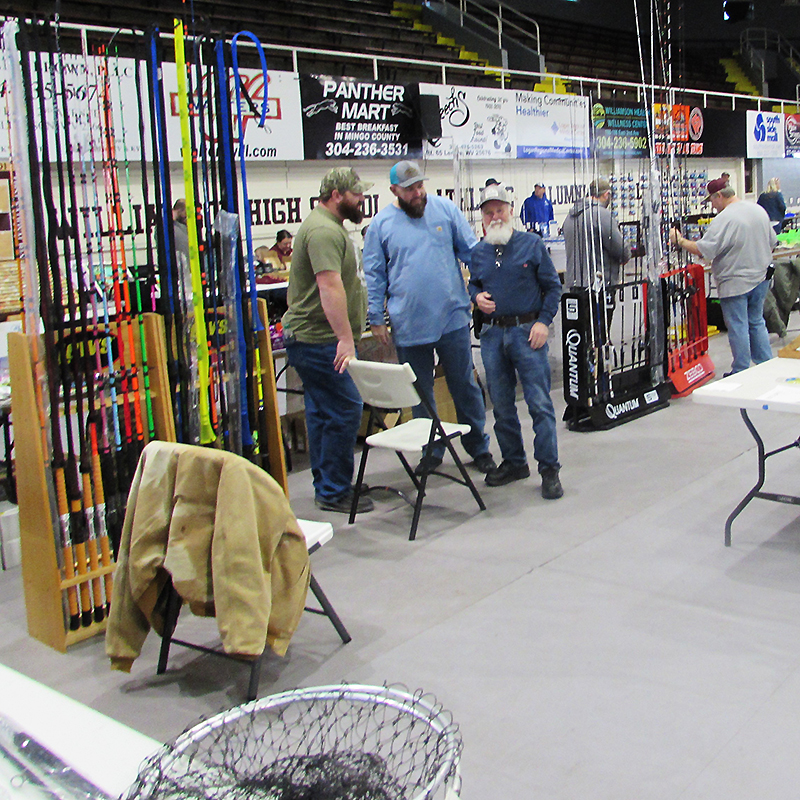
[125,686,462,800]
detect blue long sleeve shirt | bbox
[362,194,478,347]
[469,230,562,326]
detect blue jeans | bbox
[395,325,490,461]
[285,339,363,501]
[479,322,559,471]
[719,280,773,374]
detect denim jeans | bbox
[719,280,773,374]
[479,321,559,471]
[285,338,363,501]
[395,325,490,461]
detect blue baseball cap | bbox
[389,160,427,188]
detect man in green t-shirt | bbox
[282,167,374,513]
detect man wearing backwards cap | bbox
[469,185,564,499]
[363,160,495,475]
[670,177,776,374]
[282,167,375,513]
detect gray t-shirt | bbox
[696,200,777,298]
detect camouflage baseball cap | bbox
[319,167,373,196]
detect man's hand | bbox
[668,227,680,247]
[371,324,390,346]
[475,291,496,314]
[333,339,356,373]
[528,321,549,350]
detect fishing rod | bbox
[174,18,214,445]
[214,37,256,454]
[148,25,191,443]
[49,17,106,624]
[231,30,271,461]
[19,21,81,630]
[110,44,156,443]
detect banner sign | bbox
[164,67,305,161]
[421,84,515,159]
[421,84,588,159]
[651,104,705,156]
[0,57,305,162]
[786,114,800,157]
[299,75,422,160]
[590,101,649,158]
[746,110,784,158]
[514,91,589,159]
[698,107,747,157]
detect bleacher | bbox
[0,0,777,100]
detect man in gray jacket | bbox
[563,177,630,289]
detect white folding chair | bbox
[346,360,485,540]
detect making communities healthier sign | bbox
[299,76,423,160]
[420,84,589,160]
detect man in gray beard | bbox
[468,185,564,499]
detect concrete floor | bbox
[3,324,800,799]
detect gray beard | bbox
[483,221,514,245]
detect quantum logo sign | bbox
[565,328,582,401]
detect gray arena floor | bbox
[3,320,800,799]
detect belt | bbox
[486,312,538,328]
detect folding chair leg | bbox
[444,438,486,511]
[309,573,352,644]
[349,444,371,523]
[409,469,430,541]
[156,583,182,675]
[246,652,265,701]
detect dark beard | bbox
[397,194,427,219]
[339,196,365,224]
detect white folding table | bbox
[0,664,160,797]
[693,357,800,545]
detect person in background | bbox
[470,185,564,499]
[172,198,189,266]
[520,184,555,237]
[254,245,274,274]
[563,177,630,290]
[270,230,293,266]
[485,178,500,187]
[282,167,374,514]
[757,177,786,234]
[671,177,776,375]
[363,160,495,476]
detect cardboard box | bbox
[0,231,14,261]
[0,181,10,215]
[0,505,20,570]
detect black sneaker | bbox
[485,460,530,487]
[472,452,497,474]
[414,454,444,476]
[315,491,374,514]
[540,467,563,500]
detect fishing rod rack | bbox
[2,17,287,650]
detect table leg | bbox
[724,408,766,546]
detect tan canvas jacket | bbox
[106,441,310,672]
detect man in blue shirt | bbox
[470,185,564,499]
[363,160,495,475]
[520,184,555,237]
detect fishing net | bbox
[124,685,462,800]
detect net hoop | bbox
[127,684,462,800]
